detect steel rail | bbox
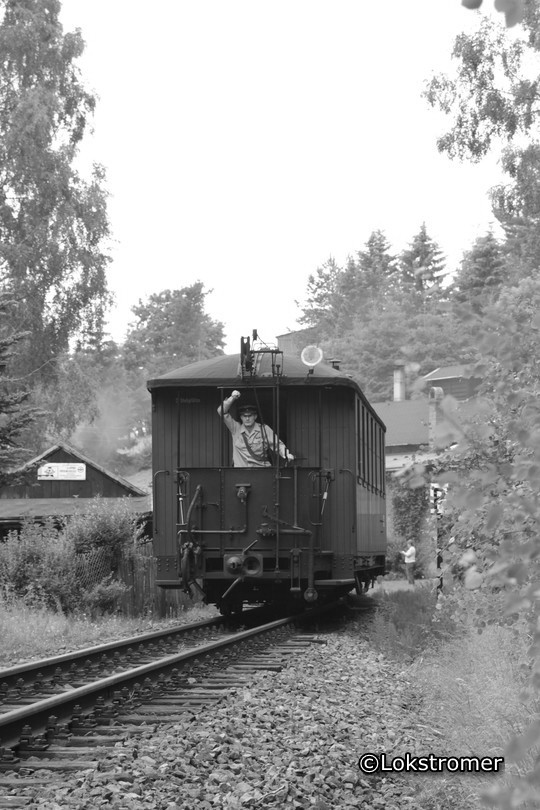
[0,614,229,686]
[0,615,295,750]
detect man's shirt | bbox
[404,546,416,564]
[223,413,285,467]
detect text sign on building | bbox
[38,463,87,481]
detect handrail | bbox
[152,469,170,535]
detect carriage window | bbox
[357,401,369,484]
[357,401,364,482]
[379,425,386,495]
[218,392,290,468]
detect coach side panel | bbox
[356,396,386,555]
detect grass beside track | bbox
[0,599,218,668]
[364,583,536,807]
[412,623,532,808]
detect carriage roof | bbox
[148,352,358,392]
[147,352,385,427]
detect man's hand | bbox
[231,390,241,400]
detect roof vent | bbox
[328,358,341,370]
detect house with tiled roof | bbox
[373,397,433,472]
[372,364,482,472]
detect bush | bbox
[64,497,144,569]
[81,574,131,615]
[0,519,82,612]
[0,499,145,615]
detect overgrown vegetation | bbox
[386,477,431,578]
[0,499,144,615]
[415,590,534,808]
[391,480,429,542]
[364,582,536,807]
[0,598,216,667]
[367,586,456,661]
[64,497,143,563]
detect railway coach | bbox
[147,334,386,615]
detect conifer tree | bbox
[453,231,507,312]
[355,230,399,294]
[337,230,399,311]
[400,223,446,294]
[298,257,341,332]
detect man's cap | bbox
[238,404,257,415]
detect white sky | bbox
[60,0,506,354]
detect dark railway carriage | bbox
[148,340,386,613]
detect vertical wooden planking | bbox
[287,387,320,466]
[319,387,357,561]
[177,389,223,467]
[154,389,178,559]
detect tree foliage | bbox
[0,0,111,381]
[460,0,526,28]
[297,256,341,332]
[399,223,447,294]
[298,233,399,337]
[122,283,225,379]
[297,226,470,399]
[340,230,399,311]
[452,230,507,311]
[425,2,540,284]
[0,292,40,486]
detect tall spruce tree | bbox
[298,256,341,333]
[336,230,399,317]
[0,0,111,382]
[400,223,446,294]
[355,230,399,294]
[453,231,507,312]
[298,233,398,339]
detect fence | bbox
[77,541,200,617]
[118,541,200,616]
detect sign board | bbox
[38,463,86,481]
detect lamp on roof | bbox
[300,345,323,367]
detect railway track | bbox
[0,604,337,808]
[0,612,248,716]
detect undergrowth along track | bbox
[0,612,233,709]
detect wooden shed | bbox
[0,442,150,535]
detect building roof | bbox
[423,364,478,381]
[372,399,429,447]
[386,450,439,473]
[0,496,150,523]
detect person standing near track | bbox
[400,540,416,585]
[217,390,294,468]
